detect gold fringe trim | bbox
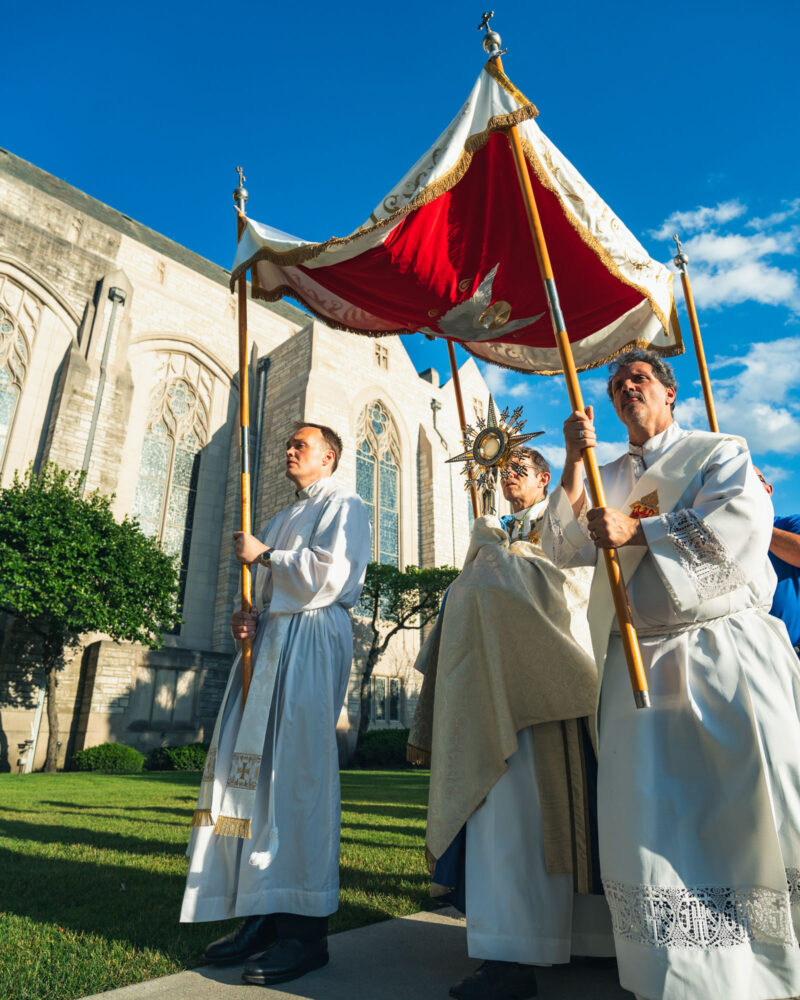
[213,815,252,839]
[191,809,214,827]
[483,60,539,116]
[462,334,685,377]
[231,108,538,289]
[406,743,431,767]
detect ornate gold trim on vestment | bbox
[213,815,253,838]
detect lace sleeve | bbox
[656,509,746,604]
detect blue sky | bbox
[5,0,799,510]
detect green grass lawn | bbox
[0,769,434,1000]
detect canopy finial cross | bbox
[478,10,506,58]
[233,166,249,213]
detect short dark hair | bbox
[295,422,343,471]
[606,350,678,413]
[513,447,551,497]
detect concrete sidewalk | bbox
[80,907,632,1000]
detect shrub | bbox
[71,742,144,774]
[146,742,209,772]
[354,728,412,769]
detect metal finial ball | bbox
[233,185,249,206]
[674,251,689,266]
[483,28,502,53]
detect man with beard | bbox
[543,350,800,1000]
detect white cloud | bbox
[676,336,800,454]
[650,199,746,241]
[482,364,531,401]
[538,443,566,469]
[649,206,800,314]
[688,261,800,311]
[747,199,800,231]
[711,336,800,404]
[760,464,791,484]
[581,376,608,401]
[685,229,798,266]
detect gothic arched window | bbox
[0,305,29,466]
[132,376,208,612]
[356,401,400,566]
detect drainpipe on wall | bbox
[81,286,126,485]
[23,672,45,773]
[430,398,457,566]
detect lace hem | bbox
[660,509,746,602]
[604,875,798,949]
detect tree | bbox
[0,465,181,771]
[356,562,459,738]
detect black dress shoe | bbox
[203,914,278,965]
[449,960,538,1000]
[241,937,329,986]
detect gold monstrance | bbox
[447,395,543,515]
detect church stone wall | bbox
[0,147,499,769]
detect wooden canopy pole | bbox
[234,167,253,706]
[488,46,649,708]
[673,235,719,432]
[446,340,480,519]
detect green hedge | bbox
[71,742,144,774]
[354,728,413,769]
[145,742,209,771]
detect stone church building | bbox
[0,147,496,771]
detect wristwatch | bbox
[258,548,272,567]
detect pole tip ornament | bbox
[478,10,506,59]
[234,166,249,213]
[672,234,689,272]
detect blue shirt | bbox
[769,514,800,646]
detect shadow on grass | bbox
[341,819,425,834]
[0,843,434,960]
[0,816,181,856]
[0,843,225,965]
[340,802,427,821]
[41,800,197,815]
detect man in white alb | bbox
[180,423,370,988]
[449,447,614,1000]
[409,447,613,1000]
[543,350,800,1000]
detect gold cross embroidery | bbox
[236,759,251,782]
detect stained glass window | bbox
[132,376,205,622]
[389,678,401,722]
[0,309,28,467]
[355,401,400,569]
[373,677,386,721]
[356,438,376,543]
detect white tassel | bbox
[248,826,279,870]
